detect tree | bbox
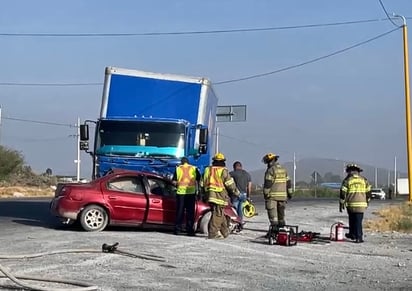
[0,145,24,180]
[45,168,53,176]
[323,172,342,183]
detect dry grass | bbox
[365,202,412,233]
[0,186,54,198]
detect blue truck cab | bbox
[80,67,218,179]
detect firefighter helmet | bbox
[262,153,278,164]
[213,152,226,161]
[345,163,363,172]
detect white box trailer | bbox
[397,178,409,195]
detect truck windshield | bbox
[95,120,185,158]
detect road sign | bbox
[216,105,247,122]
[312,171,320,183]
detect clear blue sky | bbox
[1,0,412,177]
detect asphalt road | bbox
[0,198,56,228]
[0,197,411,291]
[0,196,400,229]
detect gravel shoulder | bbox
[0,198,411,290]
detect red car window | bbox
[107,176,144,194]
[147,178,175,197]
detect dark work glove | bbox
[339,203,344,213]
[287,193,292,200]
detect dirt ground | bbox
[0,198,411,291]
[0,186,54,198]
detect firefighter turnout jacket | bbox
[340,173,371,213]
[203,166,240,205]
[263,161,292,201]
[175,163,199,195]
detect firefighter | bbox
[202,152,240,239]
[262,153,292,236]
[340,163,371,243]
[172,157,201,236]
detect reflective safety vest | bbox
[176,164,197,194]
[265,164,288,201]
[341,175,370,210]
[203,166,225,193]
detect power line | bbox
[0,26,403,87]
[3,116,75,128]
[0,82,101,87]
[4,135,71,142]
[377,0,400,27]
[0,18,402,38]
[215,26,401,85]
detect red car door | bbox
[103,175,148,224]
[145,176,176,225]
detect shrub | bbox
[365,202,412,233]
[0,146,25,180]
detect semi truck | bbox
[80,66,218,179]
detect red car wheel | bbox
[79,205,109,232]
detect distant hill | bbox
[249,158,405,187]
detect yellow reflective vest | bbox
[176,164,197,195]
[263,163,289,201]
[203,166,238,206]
[340,174,371,213]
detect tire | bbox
[79,205,109,232]
[199,211,211,235]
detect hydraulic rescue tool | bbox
[266,226,331,245]
[267,225,299,246]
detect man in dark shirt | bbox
[229,161,252,226]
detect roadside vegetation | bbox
[251,186,339,198]
[0,145,56,197]
[365,202,412,233]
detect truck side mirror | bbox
[199,128,208,145]
[199,128,208,154]
[80,124,89,141]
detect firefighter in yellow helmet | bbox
[340,163,371,243]
[202,152,240,239]
[262,153,292,236]
[172,157,201,236]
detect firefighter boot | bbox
[265,224,279,239]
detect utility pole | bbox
[387,170,391,189]
[75,117,81,182]
[375,167,378,188]
[394,14,412,201]
[0,105,2,145]
[343,161,346,176]
[215,127,219,154]
[394,155,397,195]
[293,152,296,192]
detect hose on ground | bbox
[0,248,166,262]
[0,264,98,291]
[0,242,167,291]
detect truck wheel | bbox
[80,205,108,232]
[199,211,211,235]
